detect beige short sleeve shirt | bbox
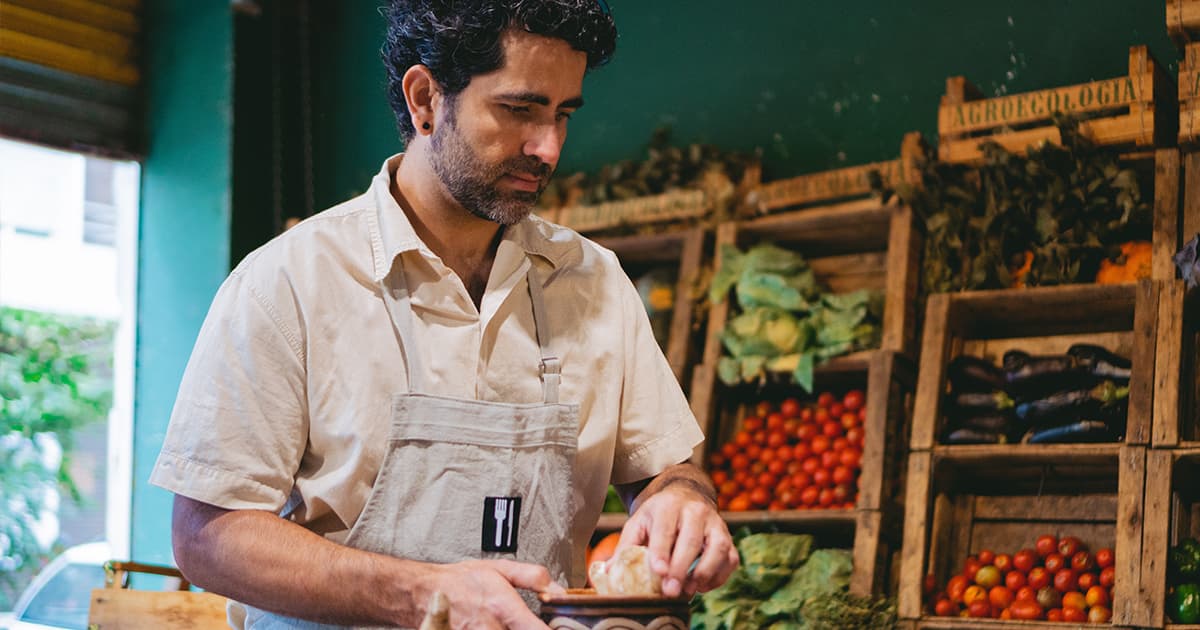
[150,154,704,559]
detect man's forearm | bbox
[173,496,431,627]
[617,462,717,515]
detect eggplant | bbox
[1003,349,1096,399]
[944,427,1007,444]
[949,390,1015,413]
[1068,344,1132,382]
[1014,380,1130,426]
[1025,420,1114,444]
[947,355,1007,392]
[942,412,1011,435]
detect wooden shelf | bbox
[915,618,1121,629]
[931,443,1123,466]
[595,508,858,532]
[593,230,693,264]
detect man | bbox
[151,2,738,628]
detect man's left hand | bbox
[615,465,739,598]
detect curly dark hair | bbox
[381,0,617,142]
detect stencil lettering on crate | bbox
[945,77,1141,130]
[757,160,901,207]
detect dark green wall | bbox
[134,1,233,564]
[309,0,1179,209]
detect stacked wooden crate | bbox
[898,45,1180,629]
[681,132,925,596]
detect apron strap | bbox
[525,265,560,404]
[380,258,425,392]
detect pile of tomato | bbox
[707,390,866,511]
[926,535,1115,623]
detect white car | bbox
[2,542,110,630]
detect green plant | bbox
[889,118,1152,293]
[0,306,114,606]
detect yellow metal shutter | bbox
[0,0,141,157]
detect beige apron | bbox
[243,257,581,629]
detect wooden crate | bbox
[593,507,896,597]
[594,228,707,389]
[1141,448,1200,629]
[910,281,1159,450]
[898,445,1150,626]
[1170,0,1200,49]
[88,561,228,630]
[1151,282,1200,448]
[940,46,1185,283]
[1184,43,1200,147]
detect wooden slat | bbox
[939,72,1150,137]
[1183,44,1200,145]
[932,443,1123,468]
[883,205,921,356]
[899,451,933,619]
[555,189,708,234]
[910,294,952,450]
[594,512,626,532]
[1169,0,1200,47]
[1188,151,1200,239]
[0,28,138,86]
[88,589,229,630]
[1126,279,1159,445]
[970,494,1117,522]
[1156,149,1184,282]
[1113,446,1148,626]
[718,508,857,527]
[1154,281,1188,446]
[1140,449,1173,630]
[857,352,893,511]
[943,283,1138,338]
[664,228,703,385]
[940,112,1156,164]
[850,509,884,597]
[745,159,902,214]
[0,4,135,60]
[4,0,138,36]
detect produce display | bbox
[538,127,756,210]
[942,344,1130,444]
[886,120,1152,293]
[709,243,882,392]
[1167,537,1200,623]
[708,391,866,511]
[926,535,1115,622]
[691,532,896,629]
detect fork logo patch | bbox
[482,496,521,553]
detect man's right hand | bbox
[426,559,563,630]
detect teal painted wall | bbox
[134,1,233,564]
[309,1,1179,209]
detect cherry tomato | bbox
[993,554,1012,573]
[812,469,831,487]
[1077,571,1096,591]
[743,416,763,432]
[1026,567,1050,590]
[797,423,818,441]
[988,585,1013,609]
[730,454,749,471]
[963,557,982,582]
[711,470,729,485]
[779,398,801,419]
[811,435,831,454]
[756,472,776,488]
[832,437,849,452]
[1099,565,1116,587]
[799,486,819,506]
[790,472,811,490]
[728,495,751,511]
[792,442,811,461]
[967,599,991,618]
[840,412,859,430]
[1035,534,1057,557]
[749,487,770,507]
[775,445,794,462]
[751,430,767,445]
[1057,536,1084,558]
[934,598,957,617]
[975,565,1001,589]
[822,421,842,438]
[766,430,787,449]
[977,549,995,565]
[1085,585,1108,607]
[817,392,835,408]
[963,585,988,605]
[832,483,853,504]
[820,450,840,469]
[843,389,866,412]
[1043,552,1064,573]
[801,457,820,475]
[746,445,762,460]
[832,465,855,486]
[1004,570,1026,591]
[1088,604,1112,623]
[1045,608,1063,621]
[845,426,864,447]
[721,442,737,458]
[839,447,862,468]
[767,459,786,476]
[1012,549,1037,573]
[755,401,773,417]
[799,407,814,422]
[1008,599,1042,620]
[1053,569,1078,593]
[814,408,831,424]
[766,413,784,430]
[829,402,846,418]
[1015,586,1036,602]
[817,488,835,507]
[1070,551,1093,572]
[1095,547,1114,569]
[946,575,969,603]
[1061,605,1086,622]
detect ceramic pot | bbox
[539,589,689,630]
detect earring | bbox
[422,122,431,131]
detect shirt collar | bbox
[370,153,573,282]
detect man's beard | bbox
[428,115,552,226]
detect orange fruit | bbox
[586,532,620,569]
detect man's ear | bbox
[402,65,439,136]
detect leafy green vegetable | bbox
[710,244,882,392]
[886,117,1152,293]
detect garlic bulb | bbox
[588,546,663,596]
